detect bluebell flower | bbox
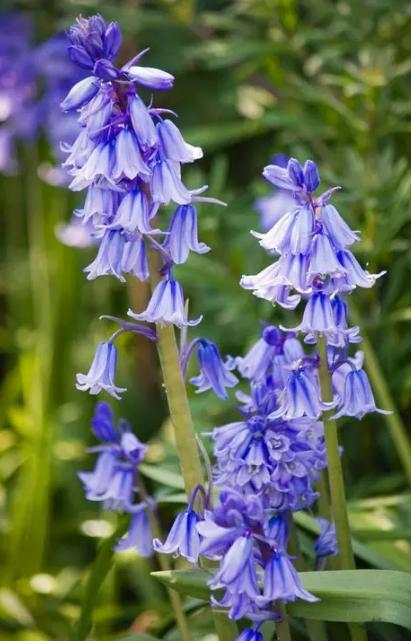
[157,119,203,163]
[235,627,263,641]
[91,401,117,441]
[189,339,238,399]
[128,277,202,327]
[164,205,210,264]
[332,366,389,420]
[128,93,157,149]
[315,517,338,560]
[112,128,150,182]
[115,504,154,557]
[126,63,174,90]
[154,507,201,563]
[263,551,317,602]
[76,341,126,399]
[270,368,329,420]
[104,189,156,235]
[151,159,192,205]
[60,76,99,111]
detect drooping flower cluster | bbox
[255,154,296,232]
[60,14,226,394]
[242,157,387,421]
[79,401,154,557]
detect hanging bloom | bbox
[115,504,154,557]
[128,277,202,327]
[332,366,389,419]
[164,204,210,264]
[315,518,338,561]
[76,341,126,399]
[154,507,201,563]
[263,551,317,602]
[189,339,238,399]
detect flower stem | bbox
[276,604,293,641]
[147,249,238,641]
[318,337,368,641]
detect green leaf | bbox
[139,463,185,490]
[72,517,128,641]
[152,569,411,629]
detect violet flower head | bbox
[76,341,126,399]
[79,402,155,556]
[315,517,338,562]
[189,339,238,400]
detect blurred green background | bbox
[1,1,411,640]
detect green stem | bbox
[147,250,237,641]
[276,604,293,641]
[139,481,192,641]
[350,304,411,487]
[318,337,368,641]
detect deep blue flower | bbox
[60,76,99,111]
[235,627,263,641]
[151,159,192,205]
[126,63,174,90]
[91,401,117,441]
[76,341,126,399]
[189,339,238,399]
[154,507,201,563]
[128,277,202,327]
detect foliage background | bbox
[1,1,411,640]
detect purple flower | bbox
[76,341,126,399]
[263,551,317,602]
[315,518,338,561]
[128,277,202,327]
[157,119,202,163]
[163,205,210,264]
[61,76,99,111]
[189,339,238,399]
[332,366,389,419]
[151,159,192,205]
[154,507,201,563]
[126,64,174,90]
[115,504,154,557]
[235,627,263,641]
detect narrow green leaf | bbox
[139,463,185,490]
[72,517,128,641]
[152,569,411,629]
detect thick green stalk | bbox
[147,250,237,640]
[318,337,368,641]
[276,604,293,641]
[350,304,411,487]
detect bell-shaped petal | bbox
[112,128,150,181]
[128,277,202,327]
[115,505,153,557]
[190,339,238,399]
[164,204,210,264]
[255,205,313,255]
[78,451,117,498]
[332,368,390,419]
[105,189,158,235]
[157,119,203,163]
[128,93,158,150]
[320,204,360,248]
[127,64,174,90]
[61,76,99,111]
[151,159,191,205]
[309,232,345,277]
[91,401,117,442]
[76,341,126,399]
[315,518,338,560]
[153,508,201,563]
[84,230,126,281]
[121,236,149,281]
[263,551,317,602]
